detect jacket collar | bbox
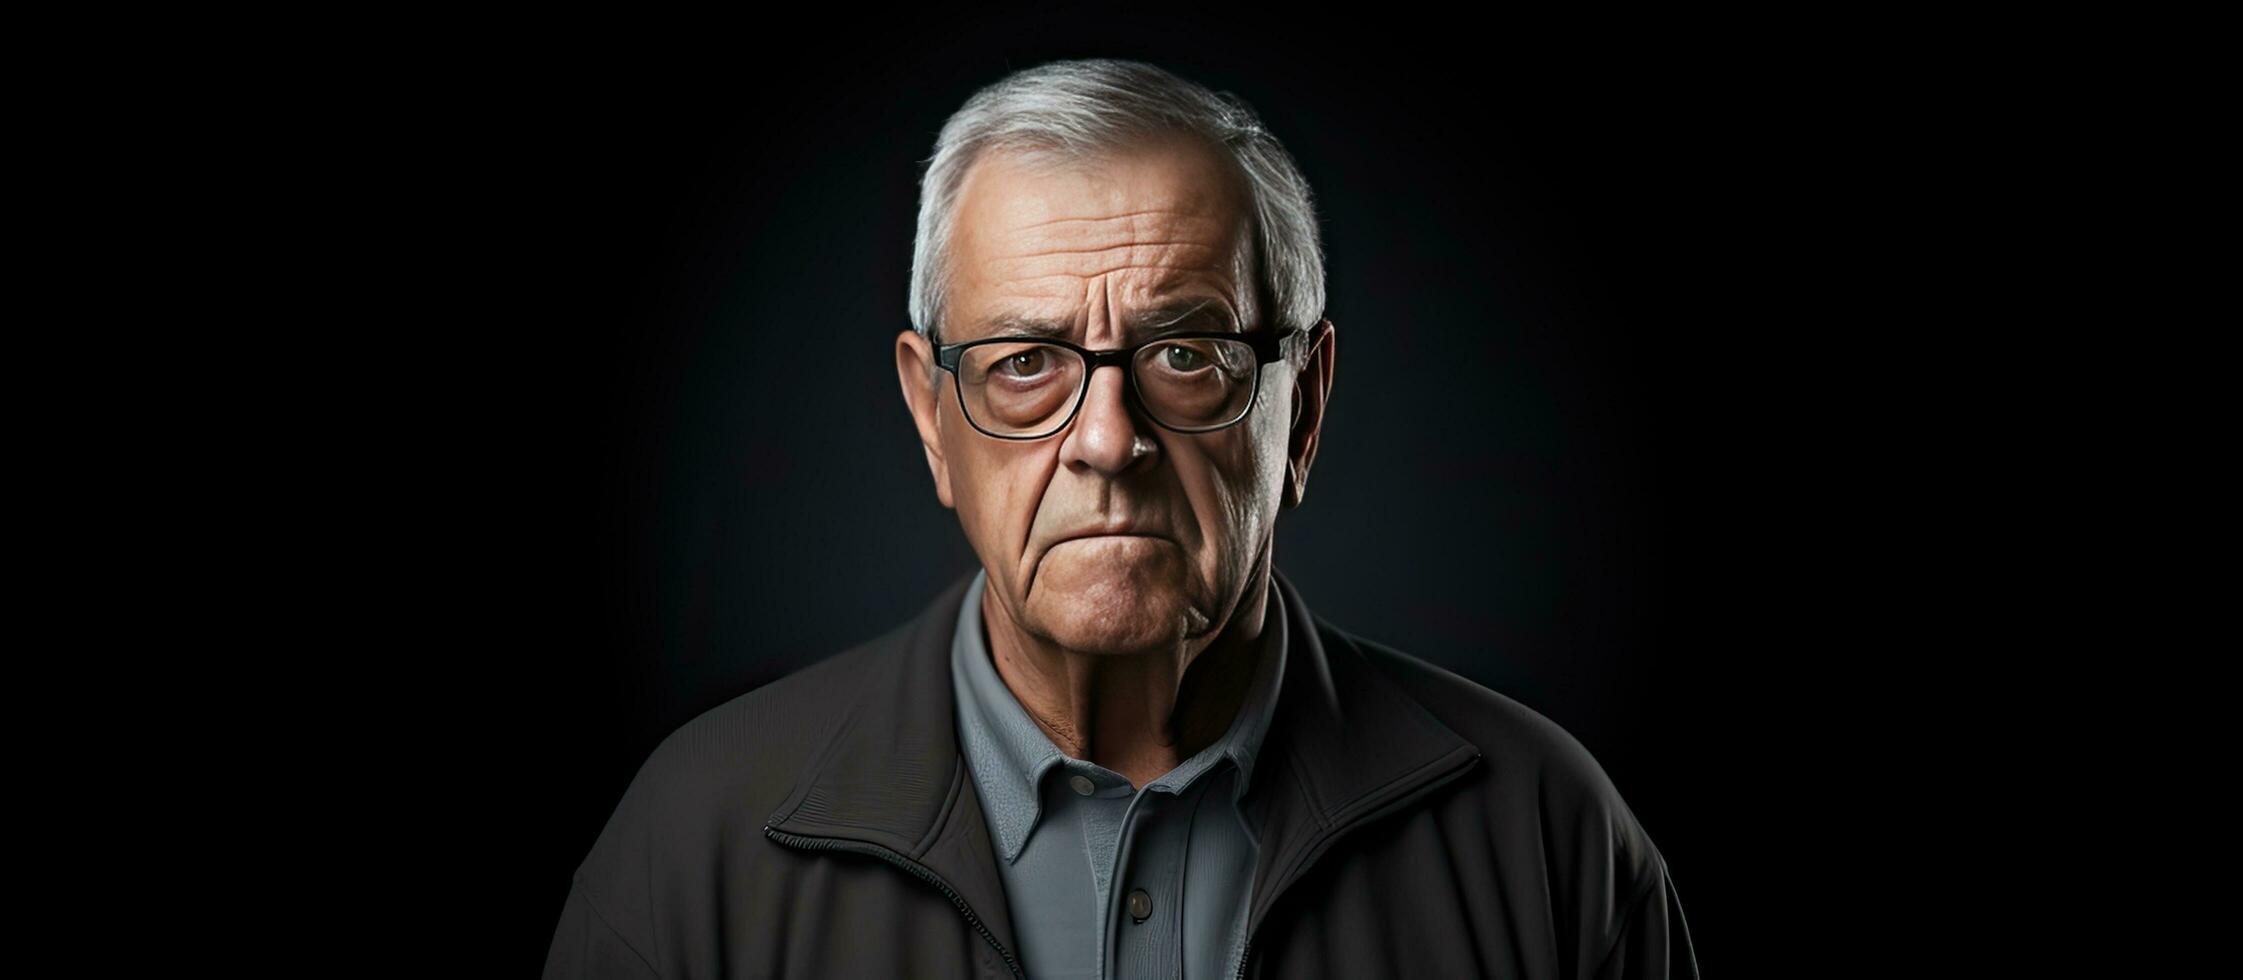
[765,566,1482,958]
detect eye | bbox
[1162,345,1207,371]
[999,349,1049,377]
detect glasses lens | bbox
[957,342,1086,436]
[1134,338,1258,430]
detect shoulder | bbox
[551,623,917,973]
[642,628,898,800]
[611,622,906,840]
[1328,622,1615,791]
[1313,618,1668,891]
[565,621,908,893]
[1300,617,1699,978]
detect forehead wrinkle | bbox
[975,271,1233,306]
[990,264,1242,301]
[964,235,1232,289]
[985,245,1237,286]
[994,240,1226,257]
[1017,207,1211,230]
[981,277,1244,331]
[998,205,1237,252]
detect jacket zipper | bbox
[763,825,1027,980]
[1230,749,1483,980]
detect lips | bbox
[1053,524,1169,544]
[1059,530,1165,542]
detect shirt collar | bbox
[950,566,1290,864]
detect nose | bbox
[1059,363,1157,475]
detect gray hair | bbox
[908,59,1325,352]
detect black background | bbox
[325,12,2002,974]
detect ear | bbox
[895,329,956,510]
[1282,319,1337,510]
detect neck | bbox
[980,556,1274,790]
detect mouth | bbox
[1056,531,1168,544]
[1056,517,1167,536]
[1028,531,1177,593]
[1048,522,1180,551]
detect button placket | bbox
[1114,788,1193,980]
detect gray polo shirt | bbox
[950,568,1289,980]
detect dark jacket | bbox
[543,569,1698,979]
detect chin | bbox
[1025,543,1209,653]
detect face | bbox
[897,132,1332,656]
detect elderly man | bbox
[544,59,1696,979]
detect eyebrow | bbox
[974,300,1238,342]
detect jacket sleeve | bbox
[1592,857,1700,980]
[542,877,666,980]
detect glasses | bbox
[933,326,1301,440]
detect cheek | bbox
[1186,429,1286,567]
[946,423,1059,553]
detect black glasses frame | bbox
[933,325,1303,440]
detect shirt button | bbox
[1070,774,1096,796]
[1127,888,1152,922]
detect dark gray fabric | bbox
[950,568,1286,979]
[543,568,1699,979]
